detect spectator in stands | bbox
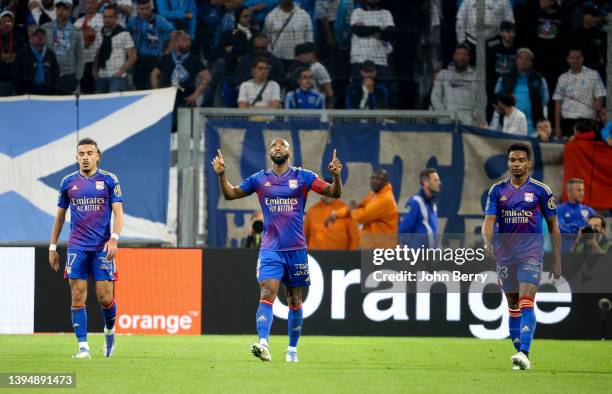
[237,56,281,108]
[243,0,277,30]
[398,168,441,248]
[494,48,549,137]
[27,0,56,30]
[264,0,312,70]
[430,44,476,125]
[456,0,514,45]
[315,0,353,62]
[98,0,132,27]
[565,5,607,80]
[42,0,83,94]
[0,11,26,96]
[571,214,610,254]
[515,0,566,104]
[486,21,517,102]
[326,169,398,248]
[349,0,394,80]
[558,177,595,251]
[245,211,264,248]
[74,0,103,93]
[218,6,256,107]
[553,48,606,140]
[304,178,359,250]
[568,120,598,141]
[128,0,175,90]
[285,42,333,107]
[196,0,224,62]
[93,5,136,93]
[345,59,388,110]
[536,118,552,142]
[237,32,285,85]
[14,27,59,94]
[284,66,324,109]
[151,30,209,108]
[156,0,196,39]
[489,93,528,136]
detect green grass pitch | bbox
[1,335,611,393]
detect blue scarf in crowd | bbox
[171,50,190,86]
[31,46,47,84]
[52,21,73,56]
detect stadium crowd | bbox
[0,0,611,142]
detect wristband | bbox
[111,233,120,241]
[49,244,57,251]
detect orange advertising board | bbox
[114,249,202,335]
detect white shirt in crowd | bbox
[93,28,134,78]
[74,13,104,64]
[501,107,528,136]
[315,0,353,22]
[238,79,281,107]
[349,7,394,66]
[430,65,476,113]
[264,5,313,61]
[552,66,606,120]
[310,62,331,92]
[456,0,514,44]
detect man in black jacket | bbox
[236,32,285,87]
[14,27,59,95]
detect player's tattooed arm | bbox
[481,215,496,262]
[322,149,342,198]
[49,207,67,272]
[546,215,562,280]
[212,149,249,200]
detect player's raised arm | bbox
[320,149,342,198]
[212,149,249,200]
[49,207,67,272]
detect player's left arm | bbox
[104,202,124,260]
[312,149,342,198]
[542,190,561,279]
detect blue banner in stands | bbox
[204,120,564,247]
[0,88,176,243]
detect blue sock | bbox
[101,300,116,331]
[256,301,273,343]
[288,305,303,348]
[519,297,536,355]
[71,306,88,344]
[508,308,521,352]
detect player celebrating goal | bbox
[482,143,561,370]
[49,138,124,359]
[212,139,342,362]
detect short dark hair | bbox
[252,56,270,69]
[294,66,311,80]
[567,47,583,56]
[588,214,606,229]
[136,0,151,5]
[567,178,584,187]
[103,4,117,14]
[493,93,516,107]
[507,142,531,159]
[78,138,101,154]
[455,43,470,53]
[574,120,593,133]
[419,168,438,185]
[253,32,268,42]
[500,20,515,31]
[294,42,316,57]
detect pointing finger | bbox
[332,149,336,160]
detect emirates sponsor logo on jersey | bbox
[501,209,533,224]
[71,197,106,212]
[264,197,298,212]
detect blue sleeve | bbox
[108,175,123,204]
[300,168,317,189]
[602,122,612,141]
[158,15,176,34]
[238,173,258,195]
[285,92,295,108]
[57,180,69,209]
[556,205,572,233]
[156,0,186,20]
[541,77,549,106]
[398,199,419,233]
[484,184,498,215]
[539,186,556,219]
[494,77,502,94]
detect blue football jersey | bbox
[239,167,318,251]
[57,169,123,251]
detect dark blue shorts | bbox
[496,256,542,292]
[64,249,117,281]
[256,249,310,287]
